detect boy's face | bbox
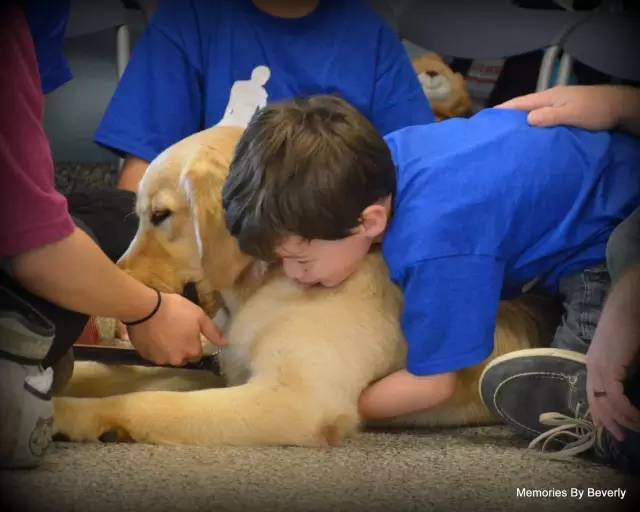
[274,200,390,288]
[275,233,373,287]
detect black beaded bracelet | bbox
[123,288,162,326]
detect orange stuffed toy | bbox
[413,52,472,121]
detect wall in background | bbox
[44,25,143,164]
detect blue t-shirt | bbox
[24,0,72,94]
[382,109,640,376]
[95,0,433,161]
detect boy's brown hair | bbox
[222,95,395,260]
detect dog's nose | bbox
[426,71,439,78]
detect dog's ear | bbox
[180,145,252,291]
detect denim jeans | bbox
[550,263,610,354]
[550,206,640,354]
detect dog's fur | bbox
[53,125,556,446]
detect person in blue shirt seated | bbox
[221,89,640,472]
[95,0,434,192]
[23,0,72,94]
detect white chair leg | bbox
[556,51,573,86]
[115,24,131,171]
[536,45,561,92]
[116,24,131,79]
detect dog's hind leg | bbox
[372,298,557,429]
[53,379,355,447]
[58,361,224,398]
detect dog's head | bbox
[118,126,253,297]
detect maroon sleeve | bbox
[0,4,75,258]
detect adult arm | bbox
[497,85,640,136]
[1,4,223,366]
[11,228,224,365]
[586,264,640,441]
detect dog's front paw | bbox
[53,397,126,443]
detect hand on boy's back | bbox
[496,85,628,132]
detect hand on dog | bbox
[496,85,635,132]
[586,337,640,442]
[128,292,226,366]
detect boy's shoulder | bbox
[384,107,618,170]
[384,108,529,145]
[383,109,529,171]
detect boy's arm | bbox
[497,85,640,136]
[359,369,456,420]
[364,255,504,419]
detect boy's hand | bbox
[358,369,456,420]
[127,292,226,367]
[496,85,631,132]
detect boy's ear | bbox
[359,203,389,239]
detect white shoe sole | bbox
[479,347,586,410]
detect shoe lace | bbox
[527,402,601,460]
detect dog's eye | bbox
[150,209,172,226]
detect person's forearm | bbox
[11,227,157,323]
[117,155,149,192]
[614,264,640,321]
[595,264,640,347]
[358,369,456,420]
[616,86,640,136]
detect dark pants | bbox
[550,263,610,354]
[1,189,138,368]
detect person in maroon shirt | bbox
[0,3,224,469]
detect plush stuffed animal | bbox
[413,52,472,120]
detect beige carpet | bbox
[1,426,636,512]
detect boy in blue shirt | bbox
[95,0,433,192]
[222,92,640,469]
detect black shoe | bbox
[479,348,640,473]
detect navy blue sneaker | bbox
[479,347,640,473]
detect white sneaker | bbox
[0,289,55,469]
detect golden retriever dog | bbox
[53,125,556,447]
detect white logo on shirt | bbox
[218,65,271,128]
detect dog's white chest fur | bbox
[216,277,306,386]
